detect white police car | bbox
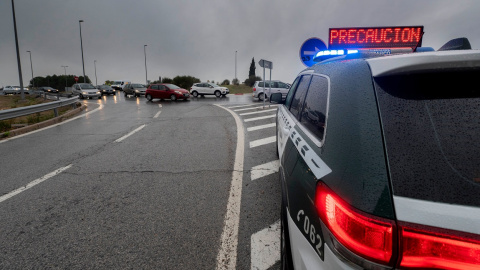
[271,37,480,270]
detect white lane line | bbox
[247,123,276,132]
[233,105,277,112]
[115,124,146,142]
[158,104,162,108]
[244,114,276,122]
[0,164,73,203]
[0,103,104,144]
[154,111,162,118]
[250,136,276,148]
[239,108,277,116]
[251,220,281,270]
[227,104,258,109]
[214,104,245,270]
[251,160,279,181]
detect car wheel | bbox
[192,91,199,97]
[258,93,265,101]
[215,90,221,97]
[79,94,83,99]
[170,94,177,101]
[146,94,153,101]
[281,194,294,270]
[124,92,128,97]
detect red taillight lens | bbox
[400,225,480,269]
[253,87,256,91]
[315,183,395,266]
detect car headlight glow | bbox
[175,91,181,94]
[82,92,88,95]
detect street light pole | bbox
[61,65,68,90]
[11,0,25,100]
[94,60,97,86]
[235,50,237,82]
[27,50,34,88]
[79,20,86,83]
[144,45,148,85]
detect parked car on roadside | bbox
[72,83,101,99]
[123,83,147,97]
[190,82,229,97]
[252,80,290,101]
[145,84,190,101]
[3,86,21,95]
[39,86,59,93]
[96,85,115,95]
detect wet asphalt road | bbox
[0,93,280,269]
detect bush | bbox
[172,75,201,90]
[221,79,230,85]
[161,77,173,83]
[232,78,239,85]
[244,75,261,87]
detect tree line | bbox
[29,75,91,91]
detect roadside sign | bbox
[74,76,79,82]
[259,59,272,69]
[299,37,327,67]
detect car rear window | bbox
[374,70,480,207]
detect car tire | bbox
[170,94,177,101]
[79,94,83,99]
[281,192,294,270]
[258,93,265,101]
[215,90,221,97]
[146,94,153,101]
[124,92,128,97]
[192,91,199,97]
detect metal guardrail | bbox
[0,96,79,121]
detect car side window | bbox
[285,77,300,108]
[273,82,279,88]
[278,82,287,88]
[289,75,311,119]
[159,85,166,90]
[151,85,158,90]
[299,75,329,142]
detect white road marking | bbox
[158,104,162,108]
[250,136,276,148]
[0,164,73,203]
[154,111,162,118]
[214,104,245,270]
[115,124,146,142]
[244,115,276,122]
[239,108,277,116]
[251,160,279,181]
[227,104,258,109]
[233,105,277,112]
[251,220,281,270]
[0,103,104,144]
[247,123,276,132]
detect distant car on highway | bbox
[190,82,229,97]
[96,85,115,95]
[3,85,21,95]
[72,83,101,99]
[123,83,147,97]
[111,80,131,91]
[38,86,59,93]
[145,83,190,101]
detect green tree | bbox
[244,75,261,87]
[30,75,91,91]
[249,58,256,77]
[104,80,114,86]
[161,77,173,83]
[232,78,239,85]
[172,75,200,89]
[221,79,230,85]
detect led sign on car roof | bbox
[329,26,424,50]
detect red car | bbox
[145,84,190,101]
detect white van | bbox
[111,80,131,90]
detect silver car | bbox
[3,85,21,95]
[72,83,101,99]
[123,83,147,97]
[252,80,290,101]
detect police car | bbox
[271,35,480,270]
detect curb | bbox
[2,103,87,138]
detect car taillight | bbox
[315,183,395,266]
[399,224,480,269]
[253,87,256,91]
[315,182,480,269]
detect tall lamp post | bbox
[11,0,25,100]
[61,65,68,90]
[235,50,237,82]
[94,60,97,86]
[79,20,86,83]
[144,45,148,85]
[26,50,34,88]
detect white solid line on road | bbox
[244,114,276,122]
[0,164,73,203]
[251,220,281,270]
[214,104,245,270]
[154,111,162,118]
[115,124,146,142]
[251,160,280,181]
[227,104,259,109]
[247,123,276,132]
[250,136,276,148]
[233,105,277,112]
[239,108,277,116]
[0,103,104,144]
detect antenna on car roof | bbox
[438,37,472,51]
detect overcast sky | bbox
[1,0,479,87]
